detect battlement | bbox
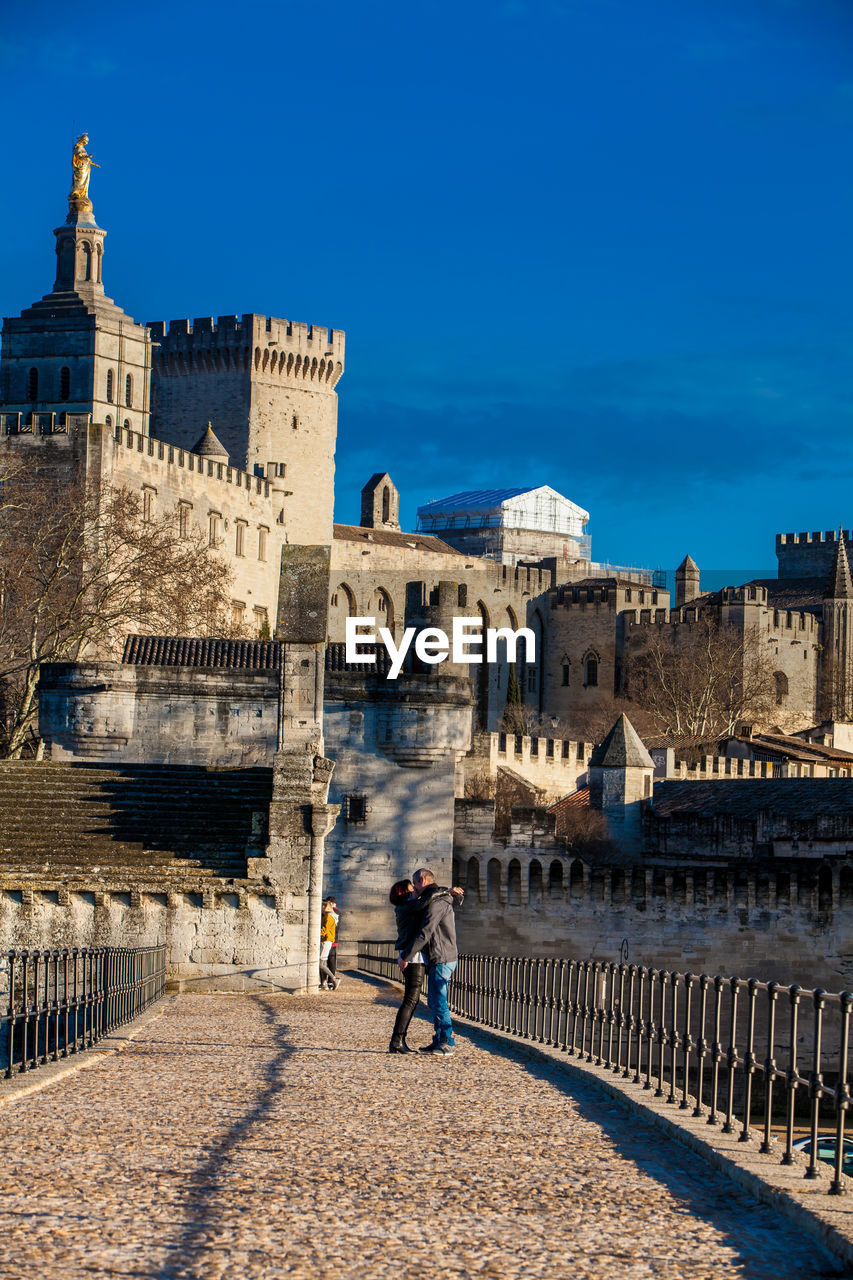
[110,423,278,505]
[721,585,768,605]
[777,529,851,548]
[551,581,664,610]
[148,313,345,381]
[499,564,551,593]
[0,410,86,437]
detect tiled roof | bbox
[652,779,853,818]
[333,523,464,556]
[746,731,853,764]
[547,787,590,814]
[122,636,282,669]
[744,578,825,612]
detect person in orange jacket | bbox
[319,899,340,990]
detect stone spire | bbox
[824,533,853,600]
[675,554,700,608]
[589,713,655,769]
[192,423,230,461]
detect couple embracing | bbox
[388,867,463,1057]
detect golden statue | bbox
[68,133,99,211]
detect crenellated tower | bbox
[0,135,152,436]
[148,313,345,545]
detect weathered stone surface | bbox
[0,982,842,1279]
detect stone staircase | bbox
[0,761,274,886]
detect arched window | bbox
[584,655,598,687]
[125,374,133,407]
[82,242,92,281]
[382,486,390,523]
[96,244,102,283]
[106,369,114,403]
[774,671,788,704]
[105,415,112,429]
[27,368,38,401]
[59,367,70,400]
[123,419,130,430]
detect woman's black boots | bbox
[388,1036,414,1054]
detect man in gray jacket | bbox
[399,867,458,1056]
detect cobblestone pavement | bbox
[0,977,847,1280]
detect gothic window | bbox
[584,654,598,687]
[82,242,92,281]
[105,415,112,429]
[774,671,789,704]
[96,244,102,283]
[382,486,390,523]
[27,368,38,401]
[106,370,114,403]
[125,374,133,407]
[258,526,268,561]
[123,419,130,431]
[60,367,70,401]
[562,663,570,686]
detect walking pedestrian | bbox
[387,879,426,1054]
[399,867,459,1056]
[326,896,340,983]
[319,898,340,990]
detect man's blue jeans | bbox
[427,960,457,1044]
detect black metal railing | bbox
[357,942,853,1196]
[1,946,167,1079]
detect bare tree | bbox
[623,614,776,743]
[0,462,239,757]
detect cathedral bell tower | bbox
[0,135,151,437]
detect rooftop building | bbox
[416,484,591,568]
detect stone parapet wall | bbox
[452,846,853,990]
[462,731,592,799]
[0,883,306,990]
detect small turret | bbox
[588,713,654,855]
[675,554,700,608]
[191,423,230,462]
[361,473,400,531]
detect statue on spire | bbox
[68,133,99,215]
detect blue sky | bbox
[3,0,853,579]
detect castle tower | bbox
[360,473,400,531]
[675,554,700,608]
[588,713,654,855]
[147,312,345,545]
[819,534,853,722]
[0,136,152,436]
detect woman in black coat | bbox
[388,879,426,1054]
